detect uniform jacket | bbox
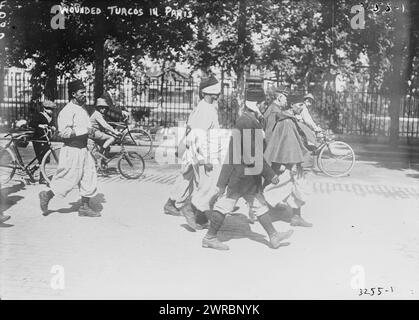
[217,110,275,195]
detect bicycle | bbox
[40,129,146,184]
[0,125,55,185]
[108,119,153,159]
[311,130,356,177]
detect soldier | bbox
[201,89,294,250]
[38,79,100,217]
[264,90,313,228]
[163,76,222,230]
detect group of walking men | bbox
[164,76,322,251]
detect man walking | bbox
[38,79,100,217]
[163,76,222,230]
[201,89,294,250]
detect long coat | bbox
[217,110,275,196]
[264,110,309,165]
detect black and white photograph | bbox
[0,0,418,303]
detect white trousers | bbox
[50,146,97,198]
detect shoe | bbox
[78,205,101,217]
[39,191,53,213]
[202,237,229,250]
[163,199,181,216]
[0,214,11,223]
[269,230,294,249]
[180,204,200,231]
[290,215,313,227]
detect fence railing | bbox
[1,69,419,140]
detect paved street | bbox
[1,145,419,299]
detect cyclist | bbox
[89,98,121,159]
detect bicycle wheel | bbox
[121,128,153,158]
[117,151,145,179]
[41,147,61,185]
[318,141,355,177]
[0,147,16,185]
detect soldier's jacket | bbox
[217,110,275,195]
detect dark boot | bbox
[290,208,313,227]
[257,212,293,249]
[78,197,101,217]
[180,202,201,231]
[39,190,54,213]
[0,213,11,223]
[202,210,229,250]
[163,199,181,216]
[194,205,209,228]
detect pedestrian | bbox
[38,79,100,217]
[263,85,289,144]
[201,89,294,250]
[263,86,313,228]
[29,100,56,184]
[163,76,223,230]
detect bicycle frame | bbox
[3,127,55,183]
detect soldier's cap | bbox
[273,85,290,96]
[246,89,266,103]
[200,76,221,95]
[42,100,57,109]
[96,98,109,108]
[68,79,85,95]
[304,93,315,102]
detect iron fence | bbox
[1,68,419,140]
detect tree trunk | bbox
[94,14,105,100]
[389,2,410,145]
[44,52,57,100]
[236,0,248,106]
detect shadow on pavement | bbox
[43,193,106,216]
[217,213,271,248]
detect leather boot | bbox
[290,208,313,227]
[163,199,181,216]
[39,190,54,213]
[0,214,11,223]
[257,212,293,249]
[202,210,229,250]
[180,202,201,231]
[78,197,101,217]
